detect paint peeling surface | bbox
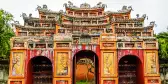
[27,49,54,62]
[118,49,143,63]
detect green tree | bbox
[156,30,168,84]
[156,31,168,59]
[0,9,15,59]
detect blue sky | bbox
[0,0,167,34]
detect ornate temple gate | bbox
[8,1,161,84]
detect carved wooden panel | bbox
[146,52,157,74]
[11,52,25,77]
[101,42,115,49]
[55,51,71,77]
[146,43,156,48]
[10,81,22,84]
[13,42,24,48]
[56,43,70,48]
[54,78,71,84]
[145,77,161,84]
[103,43,114,47]
[102,52,115,76]
[56,80,68,84]
[56,52,69,76]
[148,79,159,83]
[103,80,115,84]
[8,79,24,84]
[101,78,118,84]
[101,36,116,41]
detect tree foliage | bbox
[0,9,14,59]
[156,30,168,59]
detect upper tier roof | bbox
[63,1,106,11]
[35,2,132,14]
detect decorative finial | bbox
[136,14,139,18]
[122,6,127,10]
[128,6,133,11]
[20,13,27,19]
[43,4,48,9]
[63,3,67,7]
[36,5,42,11]
[142,14,147,19]
[29,13,32,17]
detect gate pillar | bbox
[100,34,118,84]
[8,38,27,84]
[53,34,72,84]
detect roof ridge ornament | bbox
[128,6,133,11]
[136,14,140,18]
[119,5,133,12]
[150,21,157,27]
[43,4,48,9]
[29,13,32,18]
[80,3,91,8]
[68,1,74,7]
[142,14,147,19]
[36,5,42,11]
[64,1,107,9]
[20,13,28,20]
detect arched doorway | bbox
[26,56,53,84]
[73,50,99,84]
[119,55,144,84]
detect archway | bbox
[118,55,144,84]
[26,56,53,84]
[73,50,99,84]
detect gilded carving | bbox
[56,52,69,76]
[146,52,157,74]
[12,52,24,76]
[103,52,114,75]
